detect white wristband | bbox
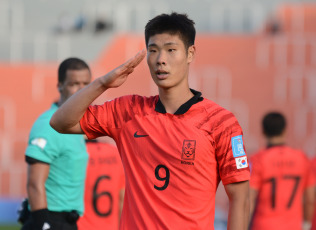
[302,221,312,230]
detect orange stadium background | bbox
[0,2,316,223]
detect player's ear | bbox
[57,82,63,93]
[187,45,195,63]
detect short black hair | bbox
[145,12,196,50]
[262,112,286,137]
[58,57,90,84]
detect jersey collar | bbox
[51,102,59,110]
[155,89,204,115]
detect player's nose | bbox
[156,51,166,65]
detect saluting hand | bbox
[101,49,146,89]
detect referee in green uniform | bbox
[22,58,91,230]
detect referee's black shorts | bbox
[21,210,80,230]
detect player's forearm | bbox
[303,186,315,222]
[304,201,314,222]
[27,182,47,211]
[27,180,52,229]
[119,189,125,218]
[50,77,108,133]
[225,181,250,230]
[227,196,249,230]
[248,189,258,229]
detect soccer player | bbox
[50,12,250,230]
[22,58,91,230]
[249,112,314,230]
[78,139,125,230]
[310,158,316,230]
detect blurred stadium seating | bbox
[0,0,315,226]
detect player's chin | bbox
[152,78,172,88]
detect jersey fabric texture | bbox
[80,89,250,230]
[311,158,316,230]
[78,141,125,230]
[249,145,314,230]
[25,103,88,215]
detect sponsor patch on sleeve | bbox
[31,138,47,150]
[235,156,248,169]
[231,135,246,157]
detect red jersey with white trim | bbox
[80,91,249,230]
[78,141,125,230]
[249,145,314,230]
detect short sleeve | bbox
[80,103,109,139]
[25,116,61,164]
[214,111,250,185]
[80,96,132,140]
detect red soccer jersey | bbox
[78,141,125,230]
[310,158,316,230]
[249,145,314,230]
[80,91,249,230]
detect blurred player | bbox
[50,12,250,230]
[310,158,316,230]
[78,139,125,230]
[22,58,91,230]
[249,112,314,230]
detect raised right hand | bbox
[100,49,146,89]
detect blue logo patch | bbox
[231,135,246,157]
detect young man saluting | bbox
[50,12,250,230]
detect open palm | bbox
[103,49,146,89]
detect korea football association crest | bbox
[182,140,196,160]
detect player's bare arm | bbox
[27,163,50,211]
[225,180,250,230]
[249,188,258,228]
[303,186,314,229]
[50,49,146,134]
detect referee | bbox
[21,58,91,230]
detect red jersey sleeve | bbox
[213,110,250,185]
[80,96,132,140]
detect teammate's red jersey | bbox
[310,158,316,230]
[78,141,125,230]
[80,90,250,230]
[249,145,314,230]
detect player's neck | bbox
[158,86,193,114]
[266,135,285,147]
[57,96,66,107]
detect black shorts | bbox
[21,210,79,230]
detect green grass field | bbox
[0,225,20,230]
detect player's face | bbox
[147,33,195,89]
[58,69,91,103]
